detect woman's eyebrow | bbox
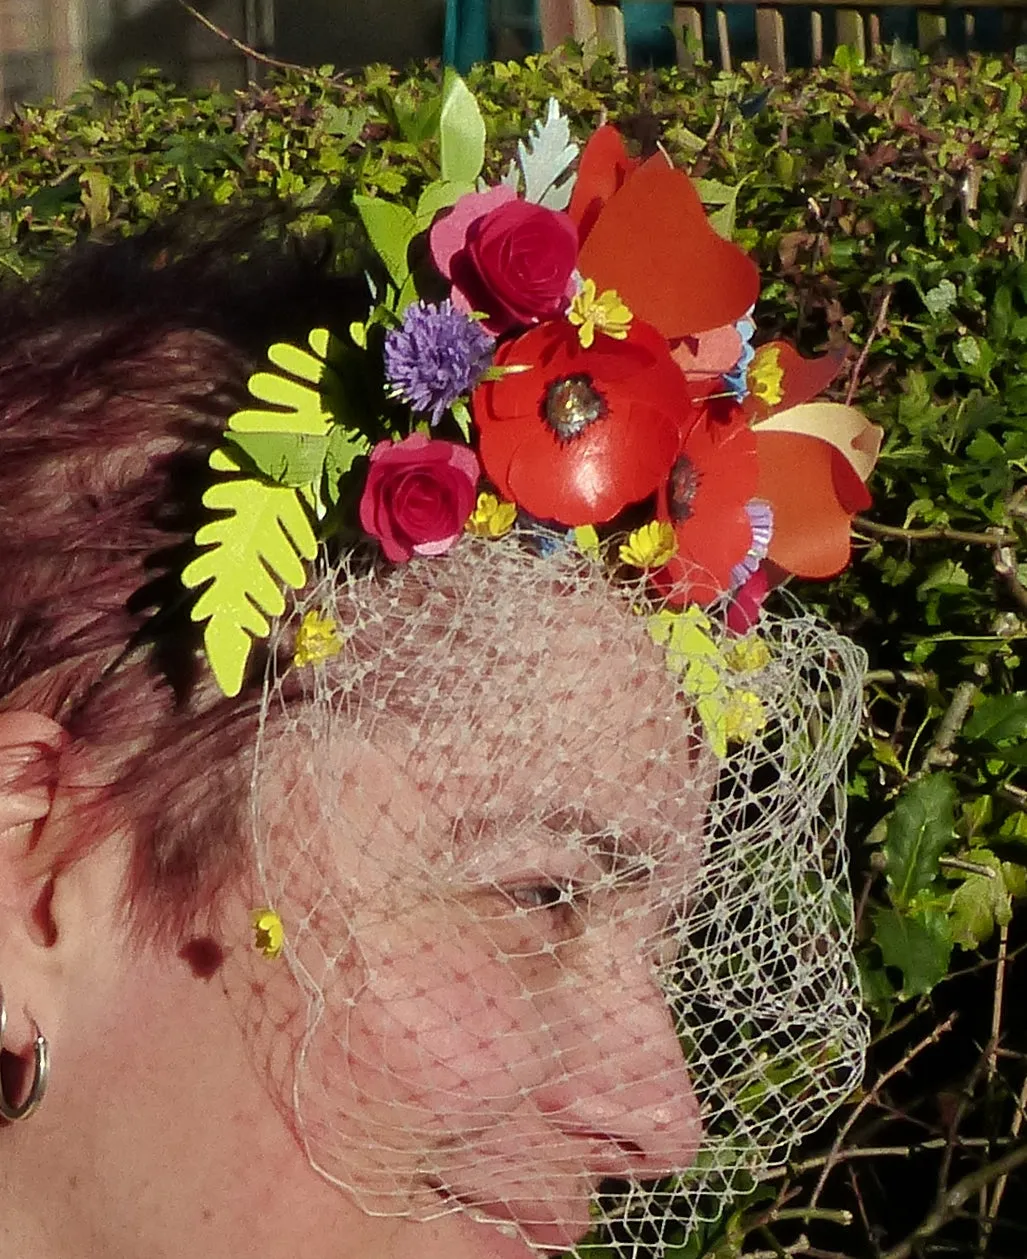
[540,807,657,873]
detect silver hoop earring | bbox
[0,985,50,1122]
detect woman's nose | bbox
[533,948,702,1179]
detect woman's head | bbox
[0,222,867,1259]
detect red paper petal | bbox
[568,125,639,244]
[577,155,760,340]
[654,416,759,605]
[745,341,847,418]
[671,324,744,379]
[756,431,854,577]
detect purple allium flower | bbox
[730,500,774,590]
[383,299,495,425]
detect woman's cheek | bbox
[302,916,551,1141]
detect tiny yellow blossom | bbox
[724,635,772,674]
[293,610,344,668]
[620,521,678,569]
[568,279,633,349]
[465,492,518,539]
[251,908,285,959]
[749,346,784,407]
[723,690,768,744]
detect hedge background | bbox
[3,42,1027,1257]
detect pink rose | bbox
[359,433,480,563]
[431,190,579,335]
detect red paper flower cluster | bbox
[360,124,881,614]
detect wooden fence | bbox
[539,0,1027,69]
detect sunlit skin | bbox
[0,583,710,1259]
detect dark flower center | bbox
[668,454,700,523]
[542,374,607,441]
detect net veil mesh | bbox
[251,533,869,1256]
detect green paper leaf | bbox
[450,397,472,441]
[693,177,737,205]
[354,194,418,289]
[696,177,743,241]
[225,430,329,487]
[416,179,475,225]
[230,330,335,437]
[884,774,957,909]
[873,904,953,997]
[964,693,1027,745]
[182,448,318,697]
[324,423,370,504]
[439,70,485,187]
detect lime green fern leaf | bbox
[229,328,335,436]
[182,448,318,696]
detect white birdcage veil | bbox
[246,533,868,1257]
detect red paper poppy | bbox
[471,318,695,526]
[568,129,760,341]
[652,407,760,607]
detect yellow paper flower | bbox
[723,691,768,743]
[725,635,772,674]
[465,491,517,539]
[568,279,633,349]
[251,908,285,959]
[620,521,678,569]
[749,346,784,406]
[294,610,343,667]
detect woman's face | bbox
[256,572,713,1255]
[1,565,713,1259]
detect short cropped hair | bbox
[0,213,363,941]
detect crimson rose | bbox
[433,193,578,335]
[359,433,480,563]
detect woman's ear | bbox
[0,712,66,1055]
[0,712,66,846]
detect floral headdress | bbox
[185,76,875,1252]
[183,74,881,714]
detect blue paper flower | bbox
[384,300,495,425]
[723,311,757,401]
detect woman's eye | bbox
[509,881,574,912]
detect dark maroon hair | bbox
[0,212,364,940]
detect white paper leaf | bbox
[500,156,521,194]
[517,98,578,210]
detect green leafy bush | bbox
[4,42,1027,1258]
